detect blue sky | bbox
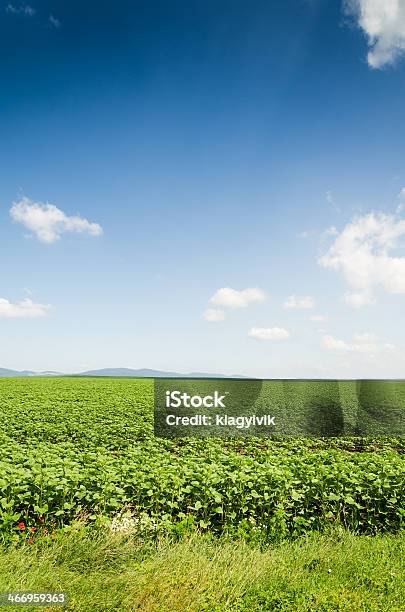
[1,0,405,377]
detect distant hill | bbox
[76,368,181,377]
[75,368,245,378]
[0,367,246,378]
[0,368,62,377]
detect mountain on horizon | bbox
[0,368,62,377]
[72,367,247,378]
[0,367,247,379]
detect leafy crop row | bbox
[0,378,403,542]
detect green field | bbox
[0,377,404,610]
[1,377,404,538]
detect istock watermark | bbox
[154,379,405,438]
[165,390,227,408]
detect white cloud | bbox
[49,14,60,28]
[343,291,375,308]
[345,0,405,68]
[326,190,340,212]
[10,197,103,244]
[322,332,394,353]
[0,298,50,318]
[325,226,339,237]
[203,308,225,322]
[5,4,35,16]
[248,327,290,340]
[284,295,315,309]
[319,212,405,307]
[396,187,405,213]
[322,335,353,352]
[299,229,318,239]
[210,287,266,309]
[310,314,328,322]
[353,331,378,342]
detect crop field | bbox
[0,377,404,542]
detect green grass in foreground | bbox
[0,528,403,612]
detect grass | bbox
[0,528,403,611]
